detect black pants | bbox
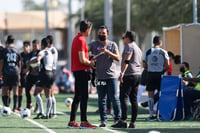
[120,75,141,122]
[70,70,89,122]
[25,74,39,108]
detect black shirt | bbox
[2,46,21,76]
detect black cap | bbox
[123,31,136,42]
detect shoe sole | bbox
[67,126,80,129]
[79,126,96,129]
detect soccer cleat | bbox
[147,116,157,121]
[111,120,127,128]
[33,113,45,119]
[12,108,19,113]
[141,101,148,107]
[67,121,80,128]
[17,107,22,111]
[128,123,135,128]
[99,121,106,127]
[41,115,49,119]
[80,121,96,129]
[49,114,57,119]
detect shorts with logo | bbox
[36,71,54,89]
[146,72,162,91]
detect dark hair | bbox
[123,31,136,42]
[46,35,53,45]
[153,35,161,45]
[182,61,190,69]
[80,20,92,33]
[23,40,30,47]
[99,25,109,33]
[32,39,39,44]
[167,51,174,59]
[6,35,15,44]
[174,55,181,64]
[41,38,49,48]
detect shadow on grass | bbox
[115,128,200,133]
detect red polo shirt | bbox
[71,33,89,72]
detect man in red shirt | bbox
[67,20,96,129]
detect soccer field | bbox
[0,93,200,133]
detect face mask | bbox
[98,35,106,41]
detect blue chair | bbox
[157,75,184,121]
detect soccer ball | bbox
[148,130,160,133]
[65,98,73,109]
[29,56,40,68]
[20,108,31,118]
[1,106,11,116]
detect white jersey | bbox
[143,47,169,72]
[49,46,58,70]
[38,49,54,71]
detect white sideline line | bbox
[26,118,56,133]
[94,124,125,133]
[0,105,122,133]
[13,112,56,133]
[100,127,124,133]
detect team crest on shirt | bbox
[152,56,158,62]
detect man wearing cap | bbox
[0,35,21,112]
[143,35,169,121]
[111,31,142,128]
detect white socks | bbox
[148,98,154,117]
[35,94,44,114]
[46,97,52,117]
[137,85,146,102]
[51,96,56,115]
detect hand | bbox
[89,60,95,69]
[118,73,124,83]
[100,47,109,54]
[182,80,189,86]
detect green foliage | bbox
[84,0,200,45]
[22,0,44,10]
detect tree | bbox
[22,0,44,10]
[84,0,200,46]
[22,0,64,11]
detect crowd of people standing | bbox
[0,35,58,119]
[1,19,200,130]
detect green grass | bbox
[0,93,200,133]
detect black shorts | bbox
[146,72,162,92]
[3,74,19,87]
[25,74,39,90]
[140,69,148,85]
[52,70,56,81]
[36,71,54,89]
